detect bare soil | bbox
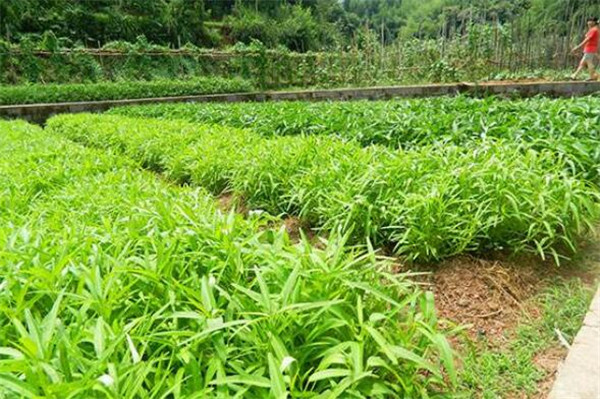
[532,346,568,398]
[406,252,598,342]
[427,256,544,342]
[282,216,328,248]
[217,192,248,215]
[219,195,324,246]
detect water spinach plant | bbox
[110,96,600,183]
[0,119,455,398]
[48,114,599,262]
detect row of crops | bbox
[2,95,600,397]
[49,113,597,262]
[0,120,453,398]
[0,77,253,105]
[110,97,600,182]
[60,95,600,263]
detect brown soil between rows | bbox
[426,252,597,341]
[217,192,249,215]
[415,249,598,399]
[283,216,317,242]
[423,256,548,342]
[217,193,321,244]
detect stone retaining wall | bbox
[1,81,599,123]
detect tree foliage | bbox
[1,0,598,51]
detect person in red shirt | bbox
[571,17,599,80]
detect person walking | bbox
[571,17,599,81]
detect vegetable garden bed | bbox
[105,96,600,396]
[1,94,599,398]
[109,96,600,183]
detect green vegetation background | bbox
[1,0,598,52]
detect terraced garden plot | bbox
[0,77,252,105]
[0,120,454,398]
[48,113,598,262]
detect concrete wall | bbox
[1,81,599,124]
